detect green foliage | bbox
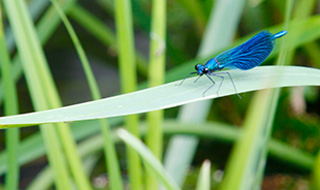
[0,0,319,189]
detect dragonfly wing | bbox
[216,30,276,70]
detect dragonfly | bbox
[179,30,287,98]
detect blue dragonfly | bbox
[179,30,287,98]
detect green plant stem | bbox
[4,130,19,190]
[146,0,167,189]
[0,5,20,190]
[313,152,320,190]
[114,0,142,190]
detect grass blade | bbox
[3,0,93,189]
[313,152,320,190]
[27,154,99,190]
[114,0,142,189]
[220,1,294,189]
[0,5,20,190]
[196,160,211,190]
[146,0,166,189]
[50,1,123,189]
[0,0,76,106]
[4,0,50,52]
[117,129,180,190]
[0,117,313,181]
[0,66,320,127]
[219,89,279,190]
[3,0,72,189]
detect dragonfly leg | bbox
[203,74,216,97]
[176,72,197,86]
[211,73,224,97]
[194,75,202,83]
[216,72,242,99]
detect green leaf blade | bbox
[117,129,181,190]
[0,66,319,127]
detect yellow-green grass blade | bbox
[145,0,167,189]
[3,0,72,189]
[4,0,50,52]
[3,0,90,189]
[0,0,76,106]
[219,89,279,190]
[0,5,20,190]
[313,152,320,190]
[114,0,141,189]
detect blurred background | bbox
[0,0,319,189]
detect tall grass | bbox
[0,0,319,189]
[146,0,166,189]
[0,4,20,190]
[3,0,90,189]
[114,0,142,189]
[50,0,123,189]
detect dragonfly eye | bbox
[195,64,201,71]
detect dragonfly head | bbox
[195,64,209,75]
